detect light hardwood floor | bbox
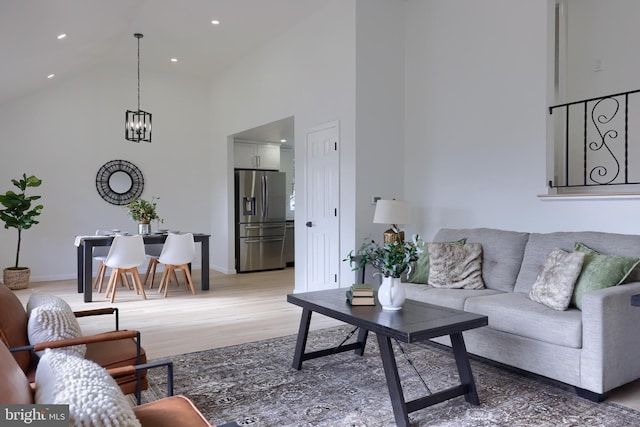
[11,267,640,411]
[13,268,341,359]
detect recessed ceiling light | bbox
[47,74,55,79]
[280,139,287,143]
[57,34,66,40]
[170,58,178,62]
[211,20,220,25]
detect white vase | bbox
[377,276,406,311]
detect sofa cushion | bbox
[571,242,640,309]
[428,243,485,289]
[407,238,466,284]
[464,292,583,348]
[515,231,640,294]
[133,395,211,427]
[403,282,502,310]
[0,284,31,374]
[35,349,141,426]
[529,248,585,311]
[433,228,530,292]
[0,341,32,404]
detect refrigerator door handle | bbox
[260,175,265,219]
[262,174,269,219]
[261,237,284,242]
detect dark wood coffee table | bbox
[287,288,488,426]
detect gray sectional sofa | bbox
[402,227,640,401]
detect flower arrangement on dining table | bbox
[344,234,424,279]
[124,196,163,224]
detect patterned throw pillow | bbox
[427,242,485,289]
[407,238,466,284]
[529,248,585,311]
[571,242,640,309]
[35,349,141,427]
[27,305,86,357]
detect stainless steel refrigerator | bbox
[235,170,287,272]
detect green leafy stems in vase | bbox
[344,234,424,279]
[124,197,163,234]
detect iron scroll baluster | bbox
[548,88,640,189]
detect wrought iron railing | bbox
[548,88,640,189]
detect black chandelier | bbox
[125,33,152,143]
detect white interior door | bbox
[305,121,340,291]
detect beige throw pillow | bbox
[529,248,585,311]
[407,238,466,284]
[427,242,485,289]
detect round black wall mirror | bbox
[96,160,144,205]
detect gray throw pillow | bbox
[529,248,585,311]
[427,242,485,289]
[407,238,466,284]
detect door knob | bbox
[305,221,313,227]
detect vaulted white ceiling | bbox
[0,0,328,106]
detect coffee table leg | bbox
[450,332,480,405]
[292,308,312,370]
[355,328,369,356]
[376,334,410,427]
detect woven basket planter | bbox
[3,267,30,290]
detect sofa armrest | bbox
[10,330,141,358]
[73,307,119,331]
[108,359,173,405]
[579,281,640,393]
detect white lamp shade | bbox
[373,200,411,225]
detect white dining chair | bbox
[92,230,110,292]
[103,235,147,303]
[92,229,134,292]
[157,233,197,297]
[93,230,133,293]
[142,243,163,289]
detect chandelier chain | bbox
[137,34,141,111]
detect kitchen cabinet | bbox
[234,142,280,170]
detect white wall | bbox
[0,65,211,281]
[354,0,406,285]
[566,0,640,101]
[404,0,640,241]
[207,0,358,289]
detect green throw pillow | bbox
[407,238,466,284]
[570,242,640,309]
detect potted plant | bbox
[344,234,423,310]
[125,196,162,235]
[0,174,43,289]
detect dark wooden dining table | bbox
[76,233,210,302]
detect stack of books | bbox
[346,283,375,306]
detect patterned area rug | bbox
[146,326,640,426]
